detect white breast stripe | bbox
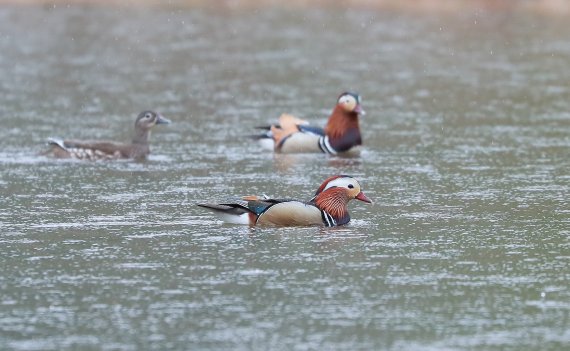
[318,136,337,155]
[321,211,337,227]
[321,211,331,226]
[323,136,338,155]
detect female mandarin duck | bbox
[44,111,170,161]
[255,92,365,154]
[198,175,372,227]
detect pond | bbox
[0,3,569,350]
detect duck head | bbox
[311,175,372,225]
[135,111,171,130]
[314,175,372,203]
[337,92,365,116]
[132,111,171,145]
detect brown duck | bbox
[44,111,170,161]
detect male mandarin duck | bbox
[44,111,170,161]
[254,92,365,154]
[198,175,372,227]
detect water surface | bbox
[0,4,569,350]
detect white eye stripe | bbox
[323,177,359,191]
[338,95,357,105]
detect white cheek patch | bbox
[338,95,357,111]
[323,177,359,191]
[338,95,356,105]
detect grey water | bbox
[0,3,569,350]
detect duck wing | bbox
[199,196,318,226]
[47,138,130,160]
[255,200,324,226]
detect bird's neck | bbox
[132,128,150,145]
[312,188,351,225]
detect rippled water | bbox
[0,3,569,350]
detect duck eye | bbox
[145,113,152,119]
[348,184,354,189]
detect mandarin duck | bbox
[44,111,170,161]
[254,92,365,154]
[198,175,372,227]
